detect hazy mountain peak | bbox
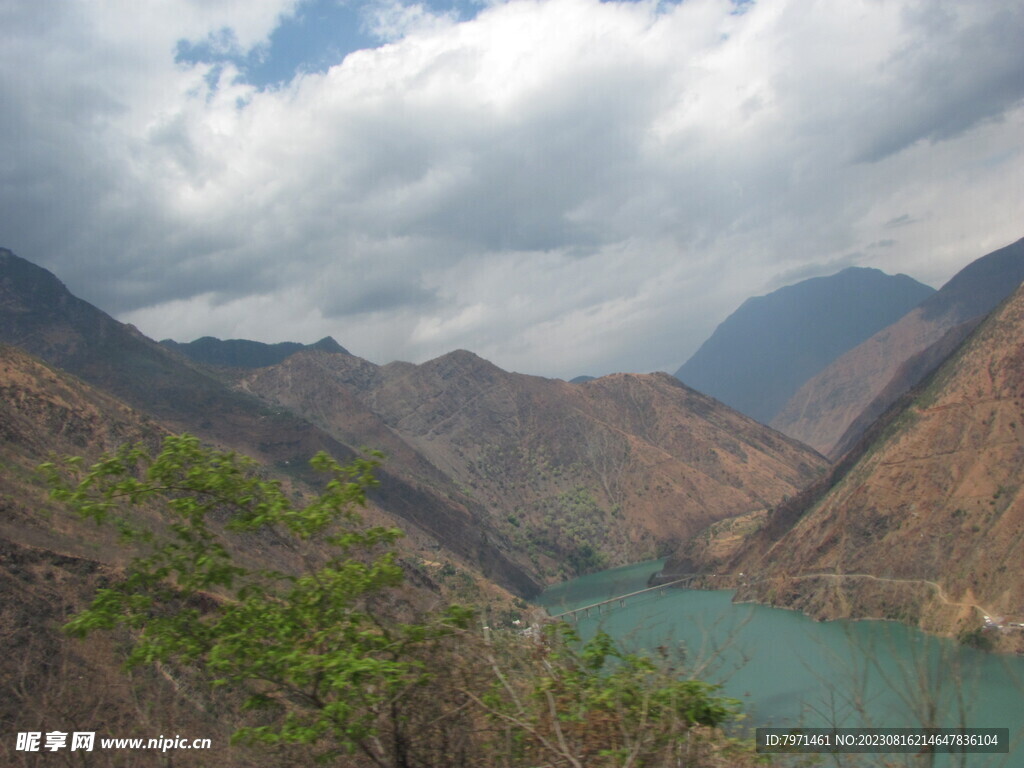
[426,348,500,373]
[1,247,74,304]
[773,236,1024,456]
[309,336,348,353]
[437,348,485,362]
[675,266,935,424]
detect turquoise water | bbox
[538,560,1024,766]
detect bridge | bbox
[547,575,702,621]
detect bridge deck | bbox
[547,575,698,619]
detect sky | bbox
[1,0,1023,379]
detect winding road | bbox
[550,570,1010,628]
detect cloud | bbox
[852,2,1024,162]
[1,0,1023,377]
[884,214,916,228]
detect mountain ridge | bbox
[1,246,826,587]
[231,344,827,581]
[161,335,350,368]
[0,248,541,596]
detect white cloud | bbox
[2,0,1023,378]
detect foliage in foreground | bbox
[42,434,757,767]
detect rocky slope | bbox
[0,342,543,766]
[0,344,257,766]
[772,237,1024,457]
[0,344,167,556]
[675,267,934,424]
[231,344,828,582]
[671,282,1024,646]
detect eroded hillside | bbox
[232,346,827,582]
[675,282,1024,648]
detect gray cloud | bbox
[884,214,917,228]
[852,3,1024,162]
[1,0,1022,378]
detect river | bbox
[537,560,1024,766]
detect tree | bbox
[42,434,756,767]
[465,623,750,768]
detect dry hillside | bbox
[682,283,1024,647]
[233,348,827,582]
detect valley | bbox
[4,5,1023,765]
[3,235,1024,765]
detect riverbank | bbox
[540,560,1024,766]
[651,566,1024,655]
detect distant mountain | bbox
[161,335,349,368]
[668,280,1024,648]
[773,237,1024,457]
[569,375,596,383]
[675,267,934,425]
[232,348,828,581]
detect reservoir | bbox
[538,560,1024,766]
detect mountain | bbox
[0,246,828,587]
[0,248,539,596]
[230,347,828,581]
[772,237,1024,457]
[675,267,934,425]
[666,281,1024,648]
[161,335,349,368]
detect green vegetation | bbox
[958,626,995,651]
[502,486,615,579]
[468,444,618,573]
[42,434,755,768]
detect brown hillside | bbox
[0,344,521,767]
[709,283,1024,645]
[235,348,827,583]
[0,247,825,588]
[0,346,266,765]
[0,344,168,559]
[770,304,955,456]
